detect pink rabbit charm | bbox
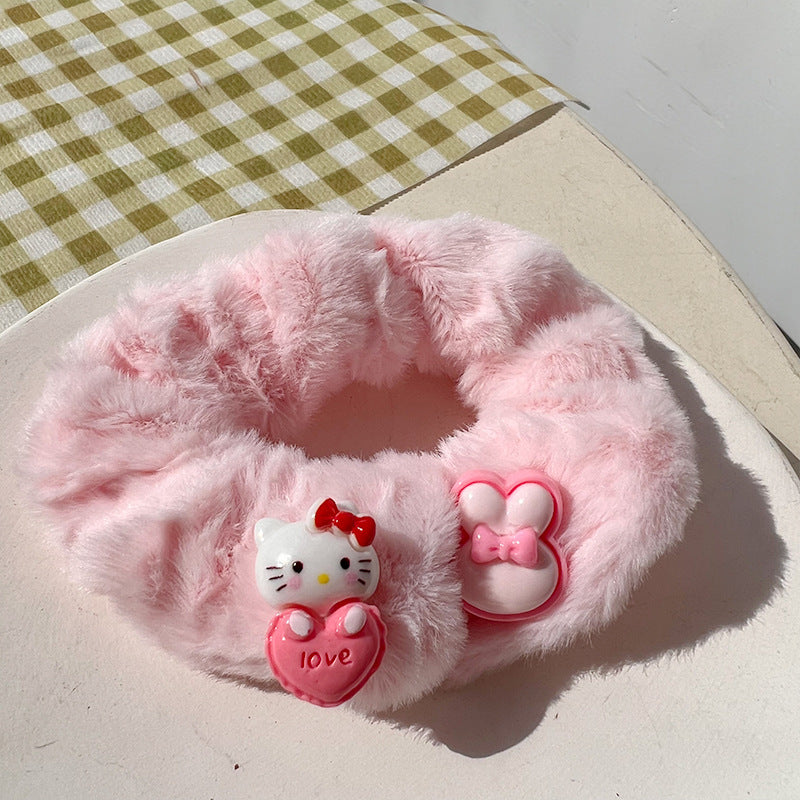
[455,470,566,621]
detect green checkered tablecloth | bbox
[0,0,566,328]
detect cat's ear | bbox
[254,517,284,548]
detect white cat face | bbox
[254,501,380,615]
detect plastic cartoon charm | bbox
[455,470,566,622]
[254,498,386,707]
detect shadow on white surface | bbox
[381,336,786,756]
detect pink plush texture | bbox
[21,213,698,711]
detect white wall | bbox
[424,0,800,343]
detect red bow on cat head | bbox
[314,498,376,548]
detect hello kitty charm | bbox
[455,470,566,622]
[255,498,386,707]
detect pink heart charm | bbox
[455,469,566,622]
[266,602,386,707]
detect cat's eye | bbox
[340,557,350,570]
[291,561,304,573]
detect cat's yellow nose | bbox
[317,573,330,584]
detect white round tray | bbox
[2,211,797,799]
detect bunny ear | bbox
[456,471,558,537]
[254,517,284,547]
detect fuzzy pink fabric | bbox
[21,213,698,712]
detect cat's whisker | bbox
[358,558,372,564]
[357,578,366,585]
[268,574,284,581]
[266,565,282,570]
[275,583,288,592]
[359,569,371,574]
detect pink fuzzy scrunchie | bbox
[22,213,698,712]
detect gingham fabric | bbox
[0,0,566,329]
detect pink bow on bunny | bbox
[470,524,539,568]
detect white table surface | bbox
[379,109,800,460]
[2,211,798,799]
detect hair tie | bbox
[21,213,698,711]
